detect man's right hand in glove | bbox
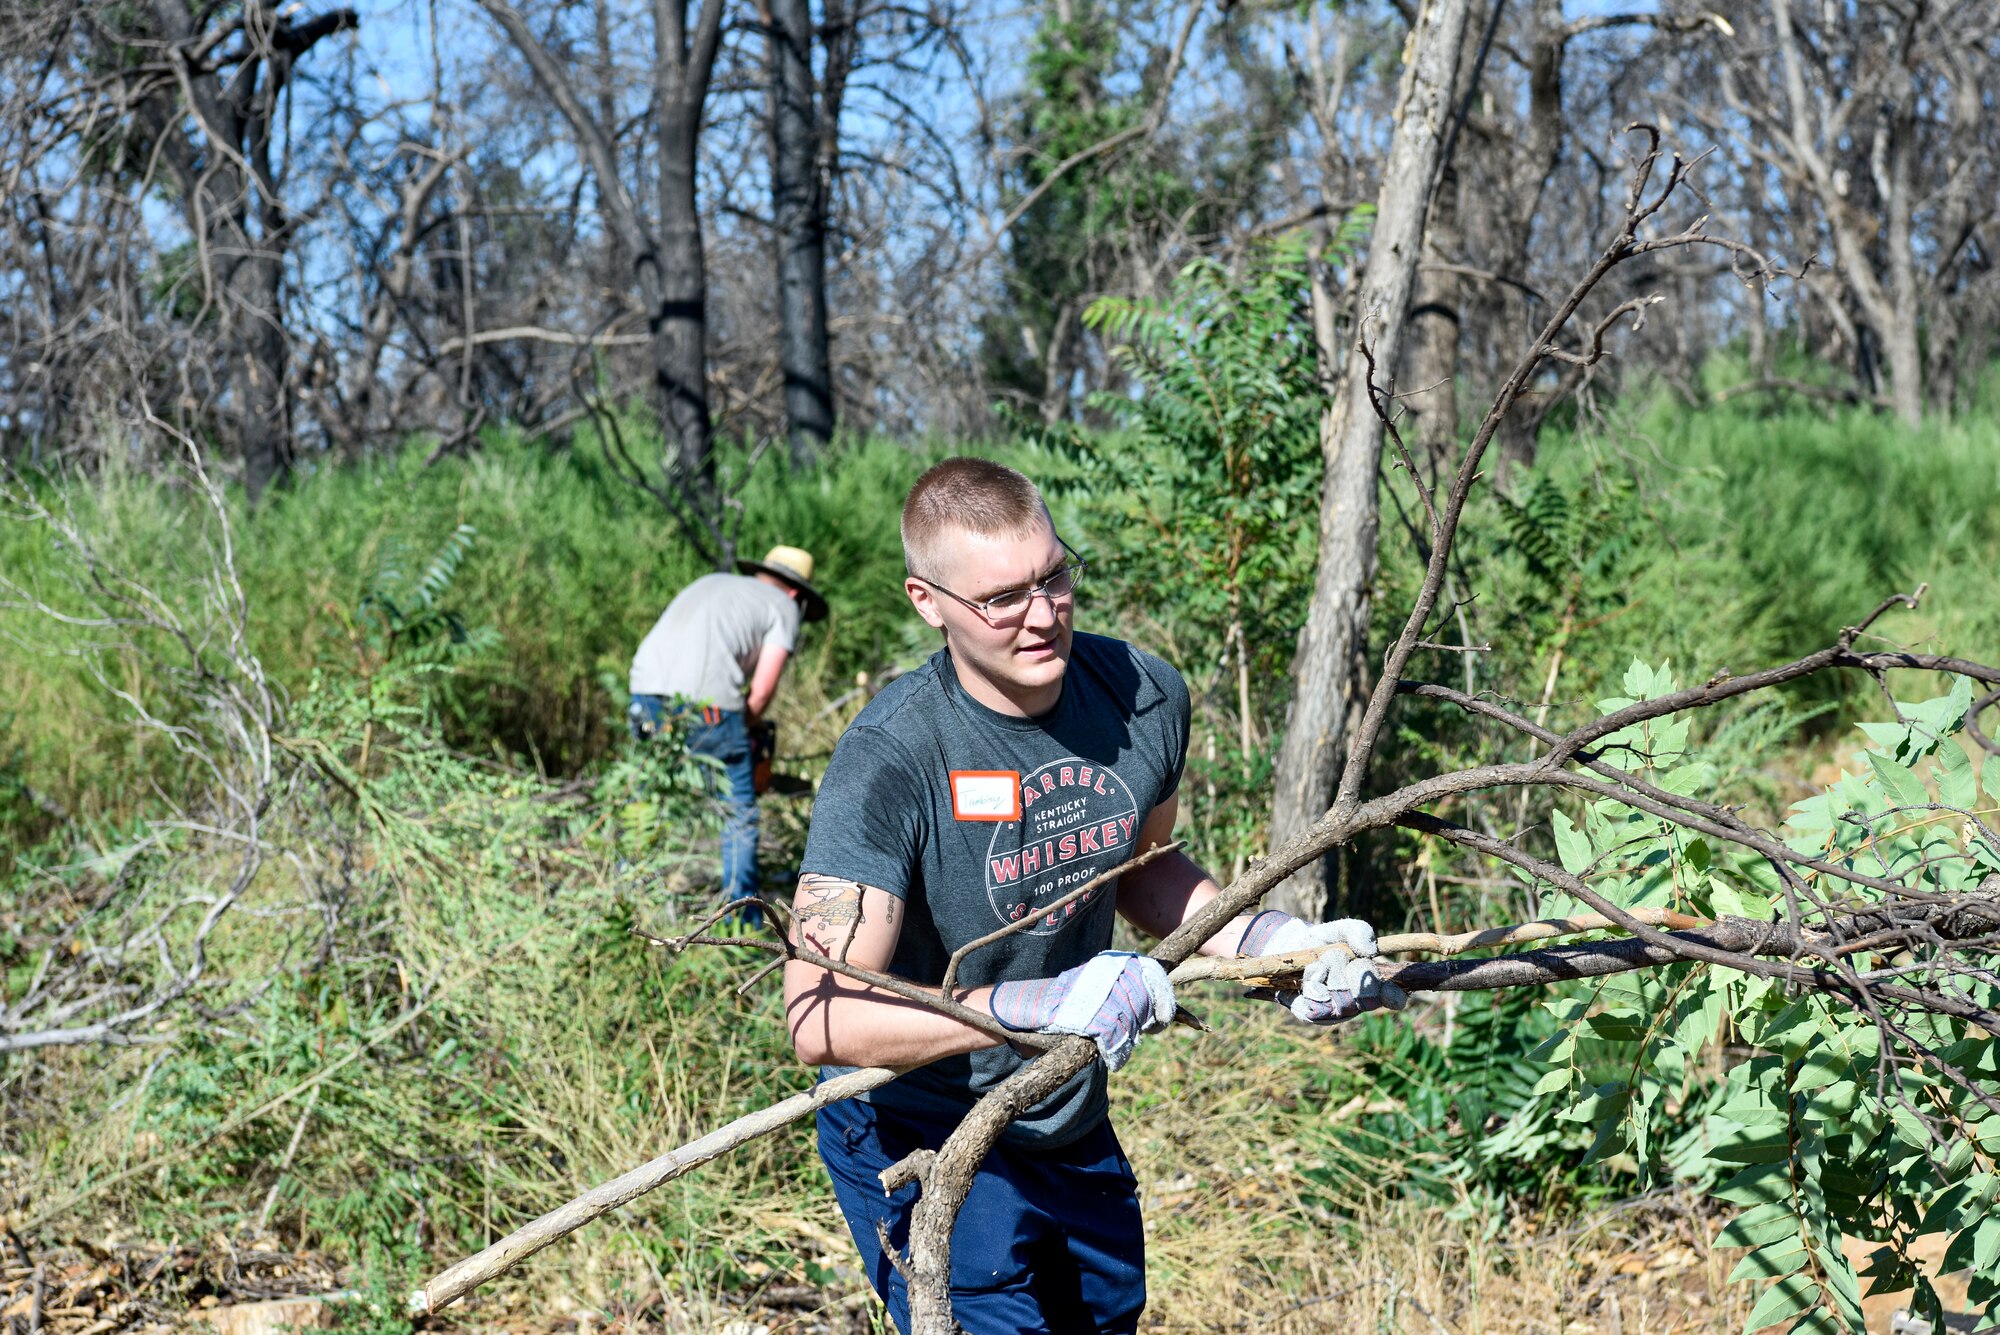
[988,950,1176,1071]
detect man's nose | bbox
[1021,585,1061,633]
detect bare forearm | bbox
[1116,849,1258,956]
[744,646,788,721]
[784,963,1002,1066]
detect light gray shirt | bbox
[629,573,801,711]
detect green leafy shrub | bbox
[1499,664,1999,1333]
[1026,233,1364,870]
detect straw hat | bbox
[739,544,828,622]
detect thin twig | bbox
[938,842,1184,998]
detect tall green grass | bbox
[1626,392,2000,673]
[0,432,949,837]
[1382,391,2000,718]
[6,394,1996,873]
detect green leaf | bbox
[1983,755,2000,802]
[1890,676,1976,759]
[1744,1271,1817,1331]
[1586,1009,1651,1042]
[1727,1236,1808,1285]
[1526,1023,1576,1063]
[1814,1159,1877,1198]
[1858,721,1912,755]
[1938,743,1978,811]
[1809,1239,1866,1332]
[1556,1081,1630,1125]
[1868,753,1930,809]
[1923,1173,1995,1233]
[1720,1086,1790,1128]
[1530,1066,1572,1096]
[1711,881,1775,922]
[1801,1079,1860,1120]
[1716,1162,1793,1206]
[1889,1103,1937,1152]
[1943,1226,1977,1274]
[1975,1214,2000,1271]
[1712,1133,1792,1164]
[1553,809,1594,874]
[1718,1202,1804,1249]
[1794,1047,1850,1092]
[1581,1112,1634,1167]
[1751,997,1822,1059]
[1674,984,1726,1059]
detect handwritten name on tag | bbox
[950,770,1021,822]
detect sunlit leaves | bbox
[1509,667,2000,1334]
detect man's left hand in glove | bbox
[1234,910,1408,1024]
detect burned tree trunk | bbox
[119,0,359,501]
[651,0,725,493]
[478,0,729,558]
[765,0,836,464]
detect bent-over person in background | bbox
[783,458,1408,1334]
[630,545,828,924]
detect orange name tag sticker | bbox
[950,770,1021,822]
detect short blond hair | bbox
[900,457,1050,581]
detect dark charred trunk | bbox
[650,0,725,509]
[230,253,292,503]
[127,0,355,502]
[766,0,834,464]
[650,122,714,492]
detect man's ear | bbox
[905,577,947,631]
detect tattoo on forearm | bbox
[796,874,865,960]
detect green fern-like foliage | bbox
[357,523,495,664]
[1019,229,1367,870]
[1494,470,1642,603]
[1033,227,1368,691]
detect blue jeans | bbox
[629,696,761,921]
[817,1095,1146,1334]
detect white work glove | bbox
[988,950,1176,1071]
[1237,910,1408,1024]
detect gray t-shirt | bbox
[801,632,1190,1148]
[630,573,801,711]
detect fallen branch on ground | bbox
[410,1065,904,1315]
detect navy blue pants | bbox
[628,696,761,921]
[817,1095,1146,1334]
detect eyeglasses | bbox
[917,540,1087,624]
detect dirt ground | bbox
[0,1206,1980,1335]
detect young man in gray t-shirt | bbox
[785,459,1406,1334]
